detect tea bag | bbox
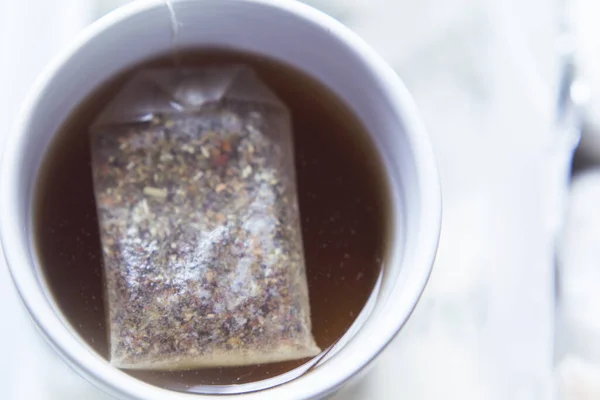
[90,66,321,370]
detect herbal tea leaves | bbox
[90,67,320,370]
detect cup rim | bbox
[0,0,441,399]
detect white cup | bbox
[0,1,441,399]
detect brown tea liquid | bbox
[34,50,389,391]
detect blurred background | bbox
[3,0,600,399]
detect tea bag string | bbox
[165,0,182,67]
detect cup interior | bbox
[1,1,440,399]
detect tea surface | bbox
[34,49,389,390]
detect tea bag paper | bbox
[90,66,320,370]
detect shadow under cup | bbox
[0,1,440,399]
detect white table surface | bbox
[1,0,563,399]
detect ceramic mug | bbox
[0,0,441,399]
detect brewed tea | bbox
[34,49,389,391]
